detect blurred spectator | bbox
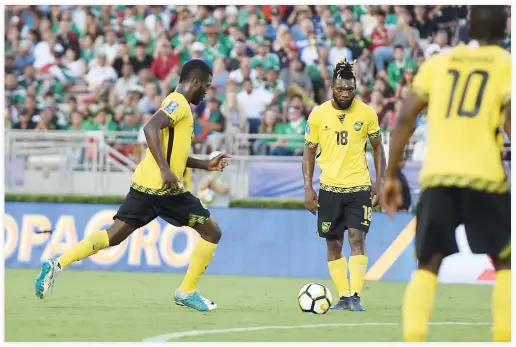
[387,45,418,90]
[236,78,273,133]
[114,63,138,101]
[253,107,282,155]
[269,105,306,156]
[413,5,437,52]
[138,83,159,114]
[370,10,388,53]
[424,30,451,59]
[198,97,226,152]
[150,40,180,81]
[85,52,117,90]
[14,40,35,71]
[279,58,313,107]
[373,9,419,71]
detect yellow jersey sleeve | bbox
[160,96,184,126]
[304,109,320,148]
[411,57,437,103]
[367,108,381,139]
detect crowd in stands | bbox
[5,5,511,160]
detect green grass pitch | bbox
[5,268,492,342]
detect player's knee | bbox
[197,219,222,244]
[417,253,444,274]
[326,238,343,261]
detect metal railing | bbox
[4,129,510,198]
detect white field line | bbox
[143,321,491,342]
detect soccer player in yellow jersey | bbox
[381,6,511,342]
[35,60,231,312]
[303,59,386,312]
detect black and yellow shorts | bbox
[114,186,210,229]
[415,186,510,260]
[317,184,372,239]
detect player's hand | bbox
[161,169,180,190]
[304,187,319,216]
[380,177,403,219]
[372,182,381,207]
[208,153,231,172]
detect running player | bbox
[303,59,386,311]
[381,6,510,342]
[35,59,230,312]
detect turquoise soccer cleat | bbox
[174,290,216,312]
[34,259,62,299]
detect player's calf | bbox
[347,228,368,310]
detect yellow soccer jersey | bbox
[412,44,511,193]
[131,92,193,195]
[305,98,381,191]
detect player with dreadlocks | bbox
[303,58,386,311]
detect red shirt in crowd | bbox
[370,26,388,52]
[150,53,180,80]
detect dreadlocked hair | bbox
[333,58,356,82]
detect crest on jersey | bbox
[321,222,331,233]
[305,122,310,135]
[353,121,364,131]
[164,100,179,114]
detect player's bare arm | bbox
[503,101,511,140]
[187,154,231,172]
[382,91,426,217]
[302,143,318,215]
[369,135,386,206]
[143,110,180,190]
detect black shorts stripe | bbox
[166,126,175,166]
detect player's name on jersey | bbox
[4,211,201,268]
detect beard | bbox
[191,88,205,105]
[332,92,354,110]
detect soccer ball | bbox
[298,283,332,314]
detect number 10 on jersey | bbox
[446,69,489,118]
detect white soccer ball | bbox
[198,188,214,204]
[298,283,332,314]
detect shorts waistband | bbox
[420,175,509,194]
[320,183,371,194]
[131,182,186,196]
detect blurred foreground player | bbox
[382,6,511,342]
[303,59,386,311]
[35,60,231,312]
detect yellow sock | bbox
[492,269,511,342]
[402,270,438,342]
[58,230,110,270]
[328,257,351,298]
[349,255,368,296]
[179,238,218,293]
